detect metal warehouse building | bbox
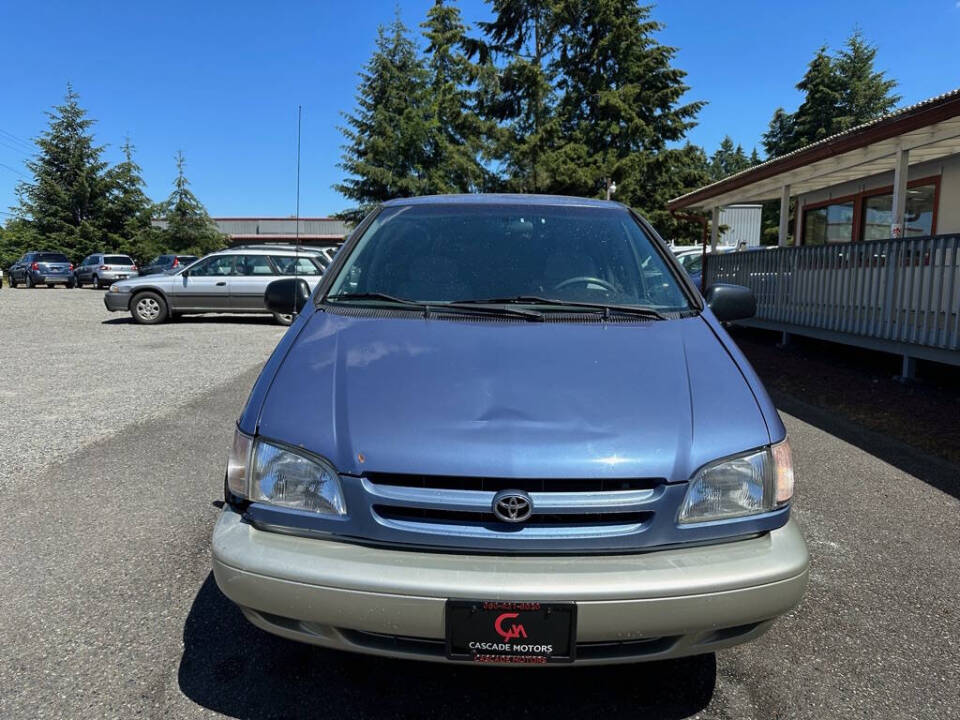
[213,217,351,246]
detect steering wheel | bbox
[553,276,618,293]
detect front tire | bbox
[131,291,168,325]
[272,312,295,326]
[9,275,16,288]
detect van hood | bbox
[255,311,771,482]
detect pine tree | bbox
[474,0,562,192]
[420,0,490,194]
[102,138,152,250]
[14,84,110,261]
[762,107,796,158]
[159,151,225,256]
[549,0,703,229]
[749,147,761,165]
[832,30,899,133]
[791,46,842,149]
[709,136,752,180]
[336,13,431,221]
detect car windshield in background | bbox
[104,256,133,264]
[325,204,691,312]
[39,253,70,263]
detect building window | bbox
[861,183,937,240]
[803,201,854,245]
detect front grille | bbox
[361,474,666,542]
[374,505,652,527]
[365,472,657,493]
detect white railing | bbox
[706,235,960,354]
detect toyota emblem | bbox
[492,489,533,523]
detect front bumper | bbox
[103,292,130,312]
[212,509,809,665]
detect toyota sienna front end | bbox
[212,194,808,665]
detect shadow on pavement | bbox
[102,315,278,326]
[178,574,716,720]
[771,389,960,502]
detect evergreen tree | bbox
[158,151,225,256]
[548,0,703,229]
[764,33,898,157]
[749,147,761,165]
[832,30,899,132]
[709,135,752,180]
[474,0,562,192]
[14,84,110,261]
[420,0,489,194]
[102,138,152,250]
[336,13,431,221]
[791,46,842,148]
[762,107,796,158]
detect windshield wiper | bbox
[452,295,669,320]
[324,292,543,321]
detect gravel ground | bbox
[0,290,958,719]
[0,286,285,488]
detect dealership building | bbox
[668,88,960,376]
[213,217,351,246]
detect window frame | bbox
[800,174,940,245]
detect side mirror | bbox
[265,277,310,314]
[704,283,756,322]
[180,269,189,278]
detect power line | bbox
[0,128,34,151]
[0,138,32,158]
[0,161,27,178]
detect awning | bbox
[669,88,960,210]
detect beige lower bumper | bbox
[212,509,808,664]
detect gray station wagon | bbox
[103,245,326,324]
[74,253,139,288]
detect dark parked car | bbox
[74,253,139,288]
[8,252,74,288]
[138,254,199,276]
[214,194,808,666]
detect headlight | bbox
[678,439,794,524]
[225,427,346,515]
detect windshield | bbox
[104,255,133,265]
[39,253,69,263]
[325,204,691,312]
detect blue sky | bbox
[1,0,958,219]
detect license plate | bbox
[445,600,576,664]
[117,274,127,279]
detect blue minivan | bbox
[213,195,808,666]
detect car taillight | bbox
[130,265,137,271]
[68,264,74,271]
[100,265,109,270]
[172,259,179,267]
[31,262,39,270]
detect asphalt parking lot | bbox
[1,288,958,719]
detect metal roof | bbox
[669,87,960,210]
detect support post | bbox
[794,199,803,246]
[891,146,909,238]
[899,355,917,382]
[710,205,720,251]
[778,185,791,247]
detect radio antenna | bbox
[293,104,302,318]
